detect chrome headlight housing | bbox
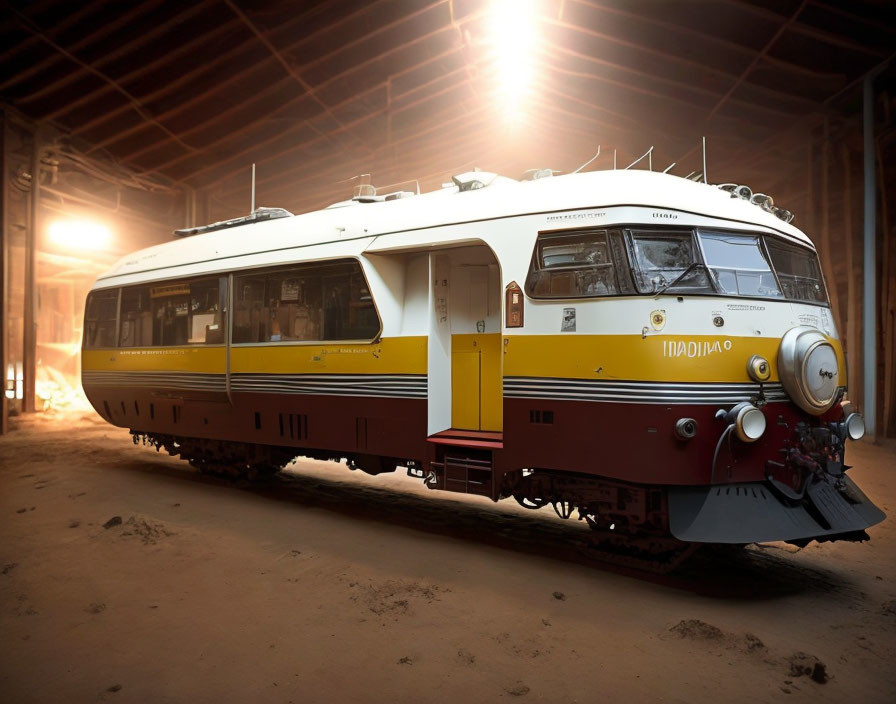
[777,326,840,415]
[844,412,865,440]
[722,402,766,442]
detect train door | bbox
[434,246,502,432]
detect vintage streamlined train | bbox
[82,167,884,566]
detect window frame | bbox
[762,236,830,306]
[524,227,634,300]
[230,257,382,346]
[625,227,715,296]
[82,257,383,350]
[696,230,785,299]
[82,288,121,350]
[524,225,831,307]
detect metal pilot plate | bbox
[668,476,886,544]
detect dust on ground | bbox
[1,410,895,703]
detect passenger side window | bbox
[526,229,627,298]
[119,286,151,347]
[84,289,118,348]
[138,277,226,347]
[232,259,380,343]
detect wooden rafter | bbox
[705,0,809,123]
[8,6,201,155]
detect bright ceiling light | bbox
[489,0,538,121]
[47,219,112,251]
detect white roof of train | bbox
[94,169,813,287]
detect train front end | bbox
[508,184,885,548]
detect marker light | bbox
[747,354,771,382]
[844,413,865,441]
[674,417,698,441]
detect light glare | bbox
[490,0,538,120]
[47,219,112,251]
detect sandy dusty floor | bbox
[1,411,894,704]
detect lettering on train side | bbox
[662,339,733,358]
[726,303,765,311]
[117,349,191,356]
[545,211,606,223]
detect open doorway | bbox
[428,244,502,434]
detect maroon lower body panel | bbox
[87,380,808,489]
[84,386,430,463]
[501,398,806,486]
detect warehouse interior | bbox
[1,0,895,435]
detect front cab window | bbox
[526,229,632,298]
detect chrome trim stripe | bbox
[231,373,426,398]
[503,376,787,405]
[82,371,426,399]
[83,371,784,405]
[82,371,226,391]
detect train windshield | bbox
[626,228,827,304]
[526,226,829,305]
[629,231,713,294]
[764,238,828,303]
[698,231,782,298]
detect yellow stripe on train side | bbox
[230,336,428,375]
[82,346,227,373]
[503,334,846,383]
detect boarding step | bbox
[427,428,503,450]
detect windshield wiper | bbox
[653,262,704,295]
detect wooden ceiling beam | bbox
[256,129,503,213]
[0,0,159,89]
[67,18,245,137]
[75,3,381,149]
[718,0,890,57]
[285,0,453,75]
[117,72,304,164]
[540,40,814,121]
[216,101,493,200]
[222,0,373,156]
[169,44,471,185]
[705,0,809,123]
[18,1,211,107]
[9,6,201,156]
[97,2,468,169]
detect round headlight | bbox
[777,326,840,414]
[734,404,766,442]
[845,412,865,441]
[747,354,771,382]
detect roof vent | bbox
[452,170,498,192]
[521,168,555,181]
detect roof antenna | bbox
[573,146,601,174]
[702,136,708,184]
[613,149,617,169]
[624,146,654,170]
[250,163,256,213]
